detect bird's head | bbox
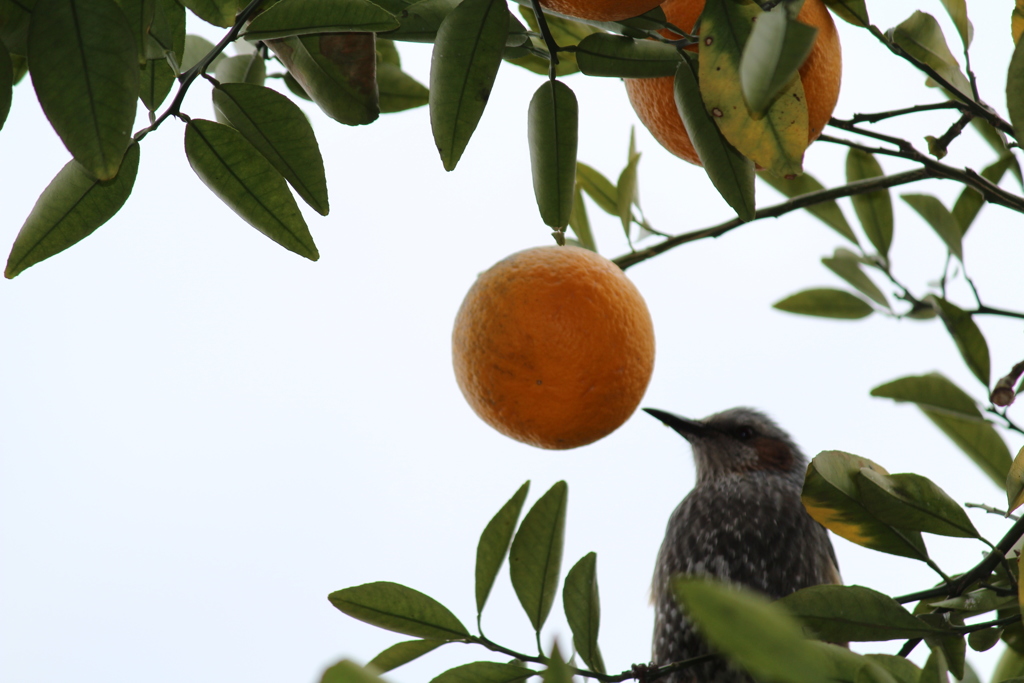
[643,406,808,486]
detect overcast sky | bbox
[2,1,1022,682]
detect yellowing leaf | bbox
[1007,445,1024,514]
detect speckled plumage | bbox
[645,407,840,683]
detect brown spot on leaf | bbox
[704,37,713,46]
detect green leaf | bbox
[901,194,962,261]
[822,0,869,28]
[870,374,1011,486]
[951,154,1013,235]
[147,0,186,63]
[919,650,948,683]
[367,640,444,673]
[967,626,1003,652]
[504,39,579,77]
[938,0,971,49]
[927,296,990,386]
[810,644,900,683]
[518,5,601,46]
[215,53,266,85]
[178,0,242,28]
[757,171,857,243]
[115,0,155,66]
[212,82,329,216]
[542,645,573,683]
[773,288,873,319]
[0,37,11,130]
[429,662,535,683]
[1006,445,1024,514]
[29,0,138,180]
[801,450,930,560]
[509,480,567,633]
[267,33,379,126]
[739,5,818,117]
[428,0,508,171]
[328,581,470,640]
[475,481,530,616]
[243,0,400,41]
[923,625,965,682]
[5,142,140,279]
[568,187,597,252]
[699,0,807,177]
[528,80,578,230]
[889,11,973,101]
[574,33,680,78]
[0,0,32,56]
[846,148,892,256]
[575,162,618,216]
[184,119,319,261]
[781,584,947,641]
[993,647,1024,682]
[379,0,459,43]
[181,34,224,72]
[930,587,1016,615]
[821,249,888,309]
[616,151,640,237]
[563,553,604,674]
[140,57,175,112]
[377,62,429,112]
[321,659,388,683]
[676,54,755,222]
[864,654,922,683]
[1009,34,1024,143]
[855,469,980,538]
[673,577,830,683]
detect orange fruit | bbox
[624,0,842,165]
[538,0,664,23]
[452,245,656,450]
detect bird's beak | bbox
[643,408,712,440]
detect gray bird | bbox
[644,407,841,683]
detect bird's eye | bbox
[735,426,755,440]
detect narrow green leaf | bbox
[781,584,947,641]
[675,54,755,222]
[542,645,573,683]
[952,154,1013,235]
[1006,445,1024,514]
[140,57,175,112]
[475,481,530,616]
[563,553,604,674]
[181,34,225,71]
[673,577,830,683]
[740,6,818,117]
[244,0,399,41]
[575,162,618,216]
[616,152,640,236]
[528,80,578,230]
[504,39,579,77]
[377,62,429,112]
[927,296,990,386]
[758,171,857,243]
[568,187,597,252]
[810,644,901,683]
[212,82,329,216]
[1009,34,1024,142]
[184,119,318,261]
[379,0,459,43]
[871,373,1011,485]
[575,33,681,78]
[5,143,140,279]
[919,650,948,683]
[864,654,922,683]
[855,469,980,538]
[367,640,444,673]
[846,149,892,256]
[801,450,930,560]
[29,0,138,180]
[429,662,535,683]
[889,11,973,100]
[147,0,186,63]
[938,0,971,49]
[0,37,11,130]
[321,659,388,683]
[215,53,266,85]
[922,623,965,682]
[267,33,379,126]
[328,581,469,640]
[429,0,508,171]
[178,0,242,28]
[968,627,1004,652]
[901,194,962,261]
[773,288,873,319]
[509,480,567,632]
[821,249,888,308]
[115,0,155,66]
[699,0,807,176]
[822,0,869,28]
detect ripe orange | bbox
[538,0,663,23]
[624,0,842,165]
[452,245,656,450]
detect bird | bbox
[643,406,841,683]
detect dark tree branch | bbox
[847,101,969,125]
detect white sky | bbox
[2,1,1023,682]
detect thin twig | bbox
[847,101,969,125]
